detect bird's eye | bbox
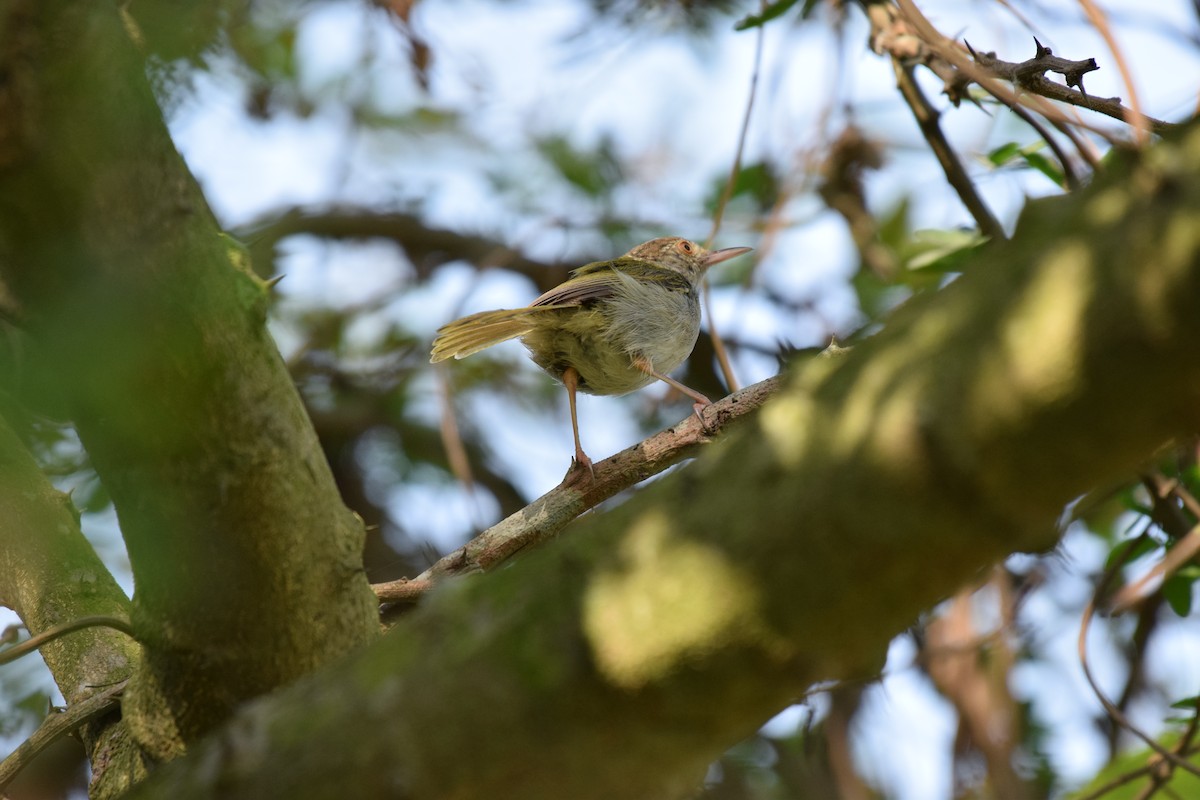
[677,240,694,254]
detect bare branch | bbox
[879,0,1181,138]
[969,39,1174,136]
[892,60,1007,240]
[0,681,127,794]
[1078,542,1200,779]
[374,372,786,607]
[0,615,136,666]
[238,206,575,287]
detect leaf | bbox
[734,0,800,30]
[851,268,910,321]
[708,256,754,287]
[707,161,779,215]
[876,198,910,253]
[1104,535,1159,571]
[1117,483,1154,516]
[537,135,622,199]
[1068,731,1200,799]
[1163,573,1194,616]
[987,142,1022,166]
[76,475,112,515]
[903,228,989,273]
[1020,150,1065,187]
[985,141,1064,187]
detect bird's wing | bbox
[531,258,691,307]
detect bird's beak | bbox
[703,246,753,268]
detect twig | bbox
[1071,744,1200,800]
[1163,698,1200,792]
[970,36,1100,93]
[1005,102,1080,190]
[1077,0,1149,146]
[704,0,765,249]
[969,39,1171,138]
[0,679,127,792]
[374,374,783,606]
[0,616,136,666]
[434,365,476,498]
[1046,112,1102,170]
[894,0,1177,138]
[1111,475,1200,613]
[1078,542,1200,780]
[701,0,767,394]
[237,206,569,286]
[1110,519,1200,614]
[892,60,1007,241]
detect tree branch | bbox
[0,415,141,795]
[0,679,127,794]
[238,206,580,290]
[374,374,785,608]
[968,39,1176,136]
[127,123,1200,799]
[868,0,1182,138]
[0,615,136,666]
[0,1,380,757]
[892,59,1007,240]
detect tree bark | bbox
[127,127,1200,797]
[0,417,144,798]
[0,0,379,761]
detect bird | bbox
[430,236,753,474]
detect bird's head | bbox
[625,237,752,281]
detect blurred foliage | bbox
[706,161,780,217]
[537,134,625,199]
[987,140,1066,188]
[735,0,824,31]
[4,0,1200,797]
[1067,731,1200,799]
[590,0,746,30]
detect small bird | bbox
[430,236,752,473]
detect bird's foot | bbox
[567,449,596,482]
[692,398,715,434]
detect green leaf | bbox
[537,135,622,199]
[1163,573,1194,616]
[707,161,779,215]
[987,141,1022,166]
[851,268,911,321]
[876,198,910,253]
[1068,731,1200,799]
[734,0,800,30]
[708,254,754,287]
[985,141,1064,187]
[1117,483,1153,516]
[1020,150,1065,187]
[903,228,989,273]
[1170,695,1200,710]
[1104,535,1159,571]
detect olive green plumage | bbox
[430,236,752,469]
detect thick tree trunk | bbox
[0,0,379,768]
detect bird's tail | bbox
[430,307,553,362]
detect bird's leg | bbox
[562,367,594,476]
[631,356,714,429]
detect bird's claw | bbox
[568,451,596,482]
